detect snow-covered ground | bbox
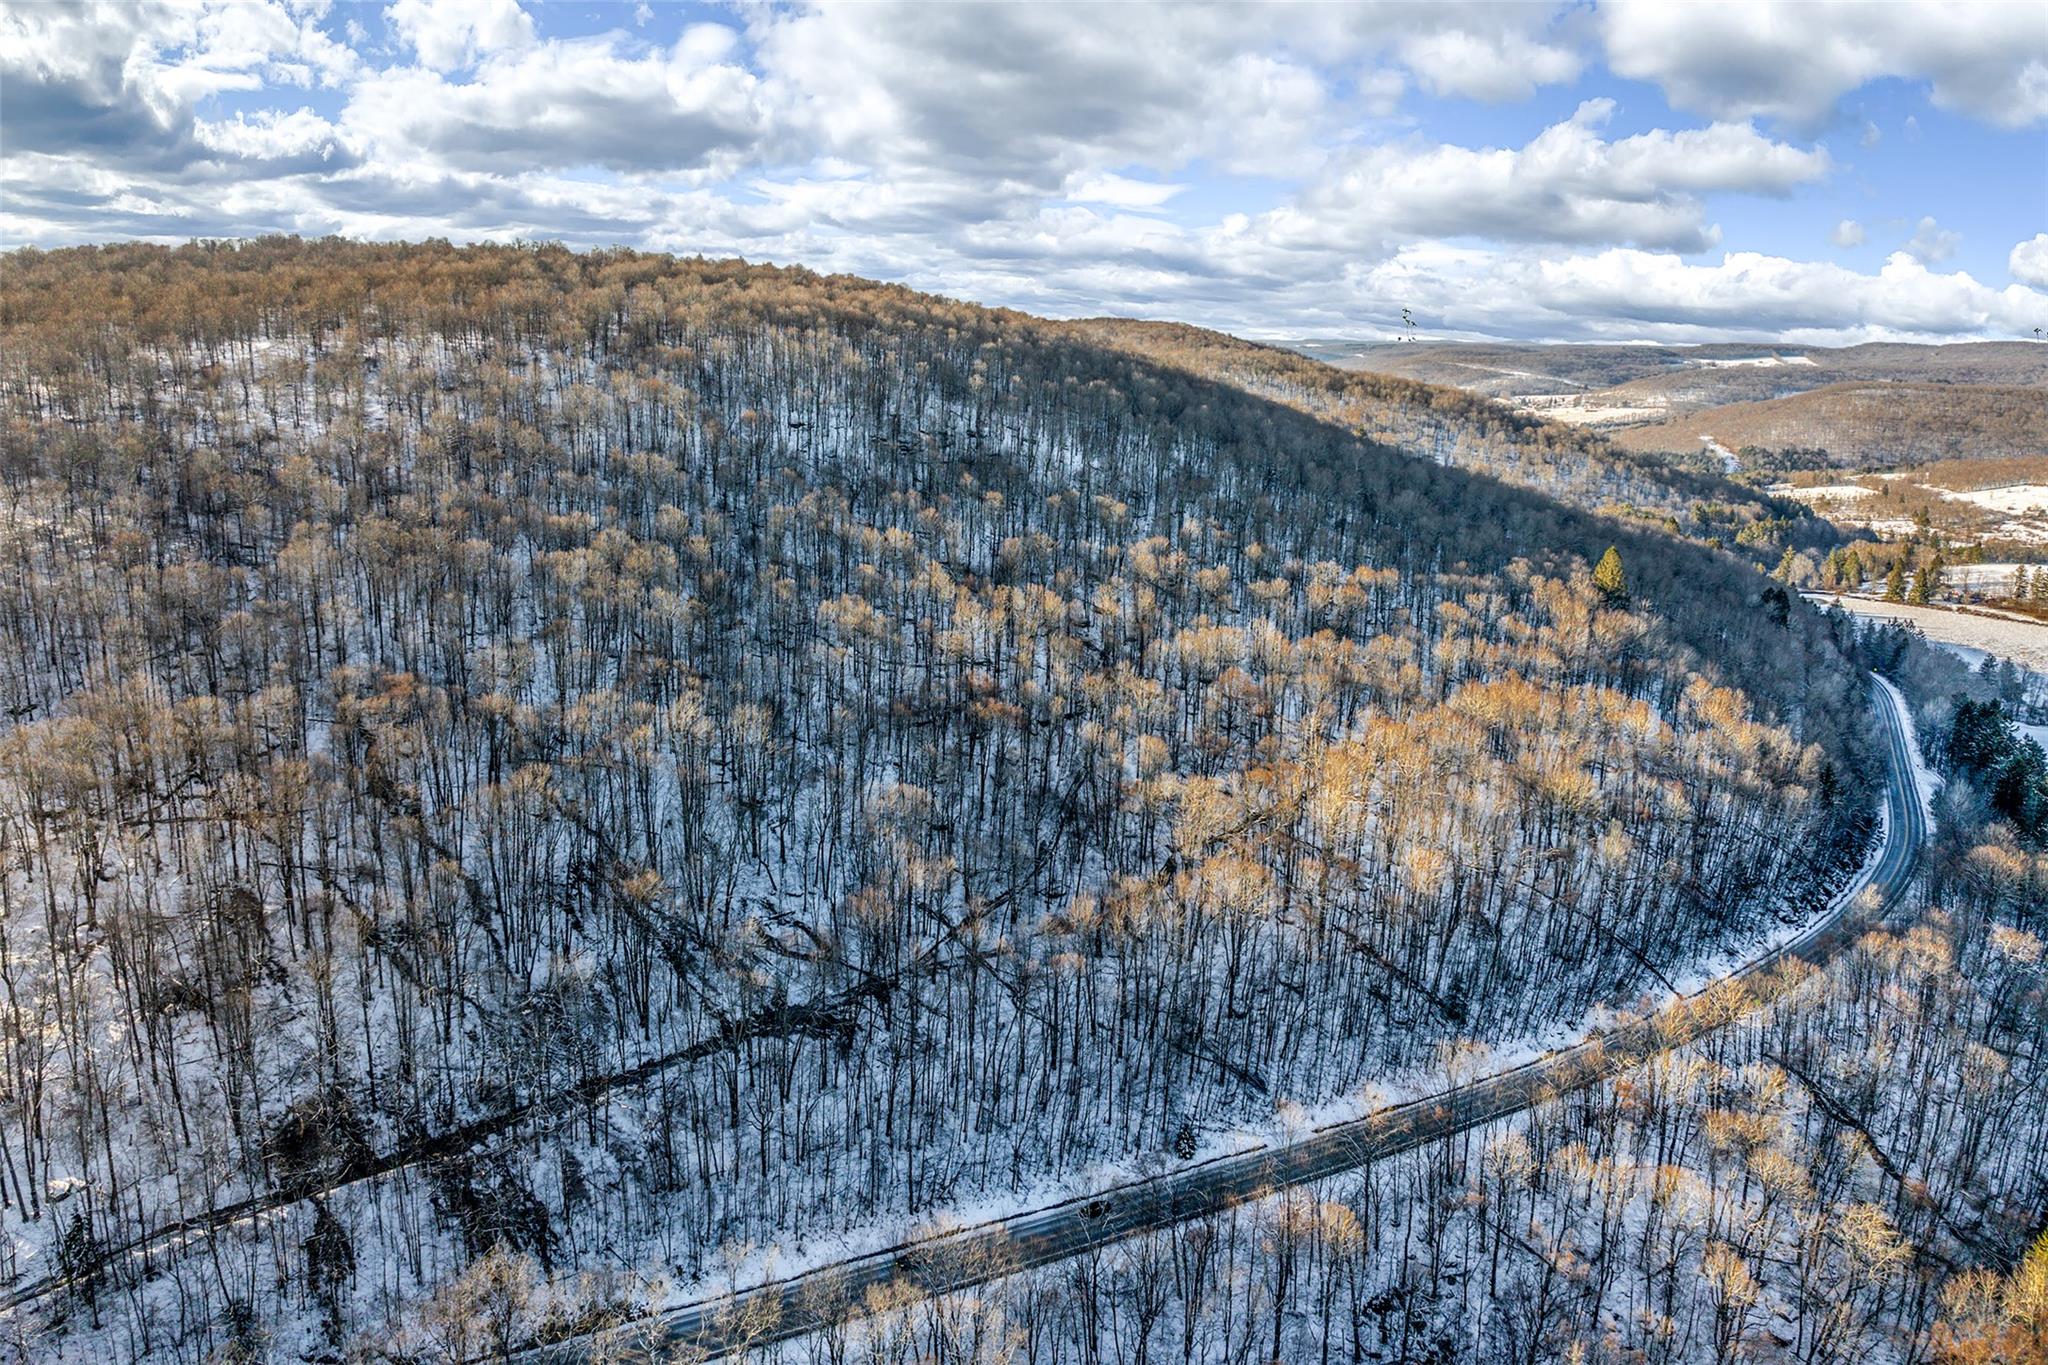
[1949,561,2030,588]
[1778,476,2048,547]
[1902,484,2048,544]
[1693,354,1815,368]
[1768,483,1877,503]
[1670,793,1894,996]
[1947,561,2039,594]
[1810,595,2048,674]
[561,689,1912,1348]
[1509,395,1667,426]
[1940,483,2048,515]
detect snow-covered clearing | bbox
[1947,561,2039,593]
[1939,483,2048,515]
[1786,489,1918,534]
[1693,354,1815,368]
[1808,595,2048,674]
[1511,395,1667,426]
[1768,483,1877,502]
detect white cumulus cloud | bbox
[342,29,774,176]
[1064,174,1187,211]
[2011,233,2048,287]
[4,0,2042,347]
[1252,100,1827,258]
[384,0,534,73]
[1904,215,1960,265]
[1396,26,1582,102]
[1597,0,2048,129]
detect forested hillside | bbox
[0,239,1874,1358]
[1073,320,1817,547]
[774,630,2047,1365]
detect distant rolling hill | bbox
[1070,319,1815,547]
[1608,380,2048,467]
[1293,339,2048,396]
[1288,339,2048,469]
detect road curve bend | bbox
[516,677,1928,1364]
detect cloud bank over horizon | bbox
[3,0,2045,345]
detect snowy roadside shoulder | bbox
[1873,672,1942,827]
[1663,793,1888,1003]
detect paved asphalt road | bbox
[516,677,1927,1363]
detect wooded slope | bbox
[0,239,1873,1358]
[1073,319,1811,542]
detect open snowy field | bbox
[1947,561,2039,594]
[1767,483,1878,502]
[1941,483,2048,515]
[1508,395,1668,426]
[1694,354,1816,368]
[1810,594,2048,673]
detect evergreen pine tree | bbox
[1592,545,1629,602]
[1908,552,1945,605]
[1884,559,1907,602]
[57,1210,101,1323]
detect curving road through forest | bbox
[514,676,1929,1363]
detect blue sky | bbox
[4,0,2045,343]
